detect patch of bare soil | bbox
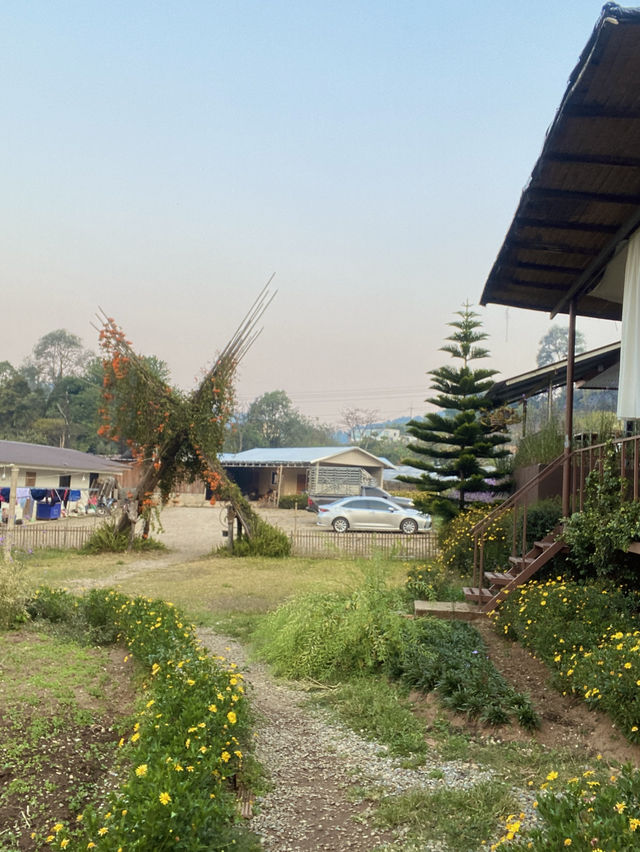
[0,638,136,850]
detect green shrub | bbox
[252,561,408,679]
[510,497,562,554]
[0,559,27,630]
[404,560,464,603]
[277,493,308,509]
[229,518,291,557]
[81,521,166,554]
[438,506,510,575]
[254,562,537,730]
[513,419,563,468]
[26,585,77,623]
[562,441,640,583]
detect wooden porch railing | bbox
[471,433,640,595]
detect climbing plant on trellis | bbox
[96,284,276,540]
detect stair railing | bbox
[470,453,566,593]
[471,433,640,593]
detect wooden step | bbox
[414,600,483,621]
[533,539,555,550]
[484,571,516,586]
[508,555,536,570]
[463,586,493,604]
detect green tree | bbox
[536,324,586,367]
[233,390,334,450]
[29,328,89,386]
[0,364,46,439]
[402,303,511,518]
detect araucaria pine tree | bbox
[404,303,511,518]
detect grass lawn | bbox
[21,550,409,627]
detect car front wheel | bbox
[400,518,418,535]
[332,517,349,533]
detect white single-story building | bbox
[0,439,127,520]
[219,446,395,501]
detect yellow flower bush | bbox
[492,577,640,741]
[30,588,252,851]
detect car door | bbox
[338,498,372,529]
[361,499,399,530]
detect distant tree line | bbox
[0,329,112,452]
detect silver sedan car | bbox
[316,496,431,534]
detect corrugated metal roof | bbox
[485,341,621,404]
[0,440,127,474]
[219,446,395,469]
[481,4,640,320]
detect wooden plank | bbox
[414,600,483,621]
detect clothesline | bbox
[0,487,86,503]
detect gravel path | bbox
[197,629,525,852]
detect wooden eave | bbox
[481,4,640,320]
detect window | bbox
[25,471,36,487]
[59,475,71,488]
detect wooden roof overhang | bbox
[480,4,640,321]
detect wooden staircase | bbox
[416,435,640,620]
[463,526,567,613]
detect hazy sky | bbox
[3,1,621,426]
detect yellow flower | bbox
[135,763,148,777]
[159,792,171,805]
[227,711,237,725]
[546,771,558,781]
[221,751,231,762]
[61,841,70,850]
[614,801,627,813]
[98,827,109,836]
[564,840,572,847]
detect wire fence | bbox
[289,530,438,560]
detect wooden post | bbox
[562,300,576,517]
[522,397,528,438]
[275,464,283,507]
[226,505,235,551]
[3,465,19,563]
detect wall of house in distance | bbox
[3,469,92,490]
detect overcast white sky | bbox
[2,1,621,426]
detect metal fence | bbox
[289,530,438,559]
[1,521,99,552]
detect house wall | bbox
[2,469,94,490]
[514,463,563,506]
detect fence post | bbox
[3,465,19,563]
